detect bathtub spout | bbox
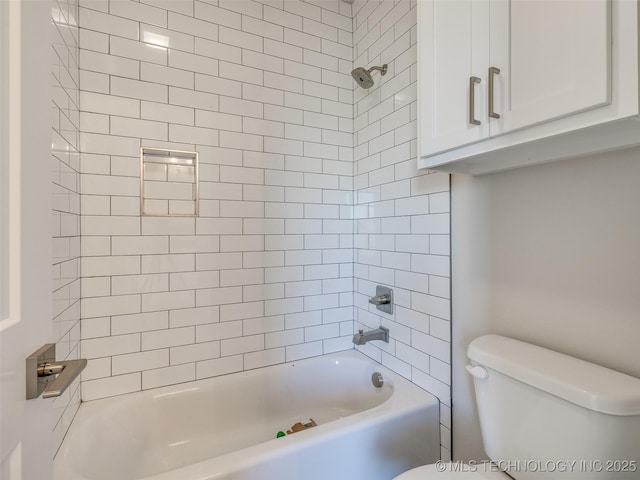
[352,326,389,345]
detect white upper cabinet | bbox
[418,0,639,175]
[419,0,489,155]
[490,0,611,135]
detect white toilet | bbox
[395,334,640,479]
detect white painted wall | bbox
[451,147,640,461]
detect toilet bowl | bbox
[392,335,640,480]
[394,463,508,479]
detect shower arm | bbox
[367,65,388,75]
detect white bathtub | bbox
[55,350,440,480]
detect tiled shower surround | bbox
[52,0,82,453]
[77,0,451,459]
[352,0,452,458]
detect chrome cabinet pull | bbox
[469,76,481,125]
[489,66,501,119]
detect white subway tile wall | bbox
[77,0,451,460]
[52,0,82,453]
[351,0,452,461]
[78,0,355,397]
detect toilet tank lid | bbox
[467,335,640,416]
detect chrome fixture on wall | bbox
[371,372,384,388]
[369,285,393,314]
[26,344,87,399]
[351,64,388,89]
[352,326,390,345]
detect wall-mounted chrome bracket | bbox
[26,344,87,400]
[369,285,393,314]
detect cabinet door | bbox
[418,0,490,158]
[489,0,611,136]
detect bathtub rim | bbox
[55,349,441,480]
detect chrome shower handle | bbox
[369,294,391,305]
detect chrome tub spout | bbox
[352,326,389,345]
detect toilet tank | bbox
[467,335,640,480]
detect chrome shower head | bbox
[351,64,388,89]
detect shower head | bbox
[351,64,388,89]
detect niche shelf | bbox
[140,147,199,217]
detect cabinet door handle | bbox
[469,76,481,126]
[489,66,500,119]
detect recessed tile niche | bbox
[140,147,199,217]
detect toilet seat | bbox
[393,463,510,479]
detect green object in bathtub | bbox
[276,431,286,438]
